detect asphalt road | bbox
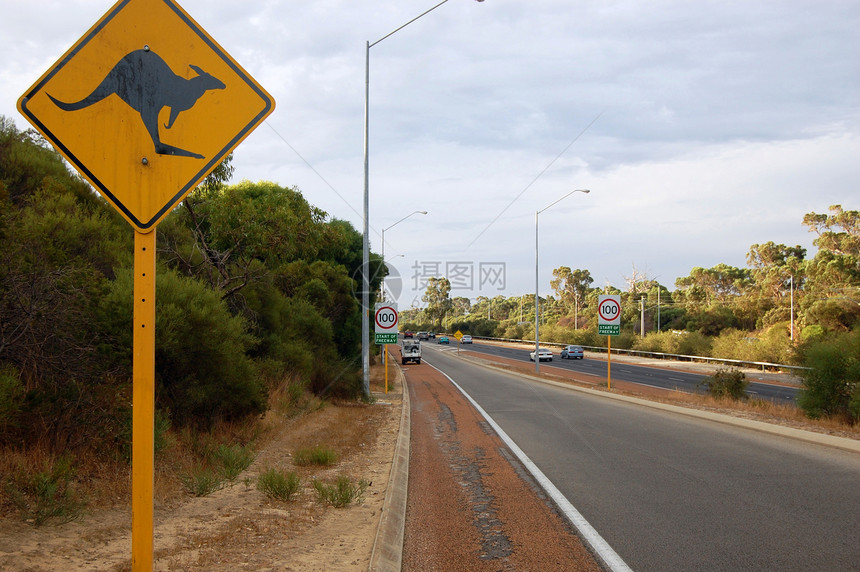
[422,343,860,571]
[458,340,799,403]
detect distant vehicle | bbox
[438,336,449,344]
[417,331,430,340]
[403,331,414,338]
[429,332,436,338]
[461,335,473,344]
[529,348,553,361]
[402,340,421,364]
[561,345,584,359]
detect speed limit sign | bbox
[597,295,621,335]
[374,303,398,344]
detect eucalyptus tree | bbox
[422,277,453,330]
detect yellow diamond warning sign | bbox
[17,0,274,231]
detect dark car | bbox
[561,345,584,359]
[403,331,414,338]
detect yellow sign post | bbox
[607,335,612,390]
[131,230,156,567]
[454,330,463,354]
[17,1,273,569]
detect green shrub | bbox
[797,329,860,423]
[257,468,301,501]
[99,268,266,428]
[712,329,761,362]
[180,466,223,497]
[501,323,525,340]
[634,330,712,356]
[535,323,571,344]
[570,328,602,347]
[755,323,795,364]
[698,368,749,400]
[801,324,825,341]
[178,439,256,495]
[849,387,860,423]
[612,330,638,350]
[5,455,87,526]
[674,331,713,357]
[312,475,368,508]
[685,305,739,336]
[635,331,672,353]
[0,364,24,432]
[212,443,255,481]
[293,445,338,467]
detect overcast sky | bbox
[2,0,858,309]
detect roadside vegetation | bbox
[293,445,339,466]
[403,203,859,426]
[0,112,856,524]
[312,475,369,508]
[257,467,302,502]
[698,368,750,401]
[0,116,386,525]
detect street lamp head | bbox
[538,188,591,215]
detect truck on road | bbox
[402,340,422,364]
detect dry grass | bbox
[0,445,131,517]
[0,368,391,523]
[645,387,860,439]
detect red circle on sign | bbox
[375,306,398,329]
[598,299,620,321]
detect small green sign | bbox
[598,324,620,336]
[375,333,398,345]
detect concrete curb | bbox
[459,353,860,455]
[369,362,410,572]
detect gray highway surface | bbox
[459,340,799,403]
[422,343,860,571]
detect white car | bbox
[529,348,553,361]
[461,335,473,344]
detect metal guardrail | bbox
[464,335,808,374]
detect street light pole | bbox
[381,210,427,300]
[535,189,590,373]
[362,0,484,397]
[362,39,371,397]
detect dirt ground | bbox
[402,358,602,571]
[0,365,404,571]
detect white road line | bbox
[639,381,686,391]
[427,362,633,572]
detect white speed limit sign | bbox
[597,295,621,325]
[374,303,398,333]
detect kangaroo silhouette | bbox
[48,48,225,159]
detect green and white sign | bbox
[375,333,398,344]
[597,295,621,336]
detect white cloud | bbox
[2,0,858,308]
